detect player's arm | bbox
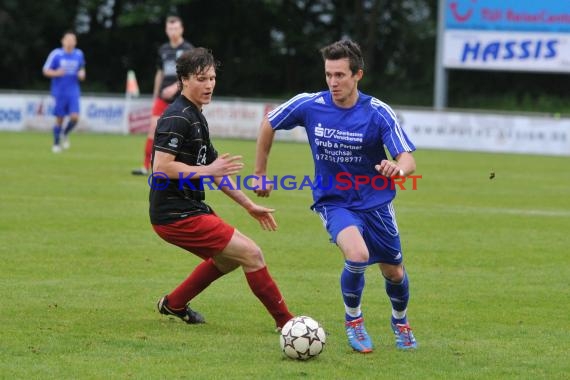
[375,152,416,177]
[153,69,164,98]
[43,50,65,78]
[77,67,86,81]
[253,115,276,197]
[214,176,277,231]
[375,107,416,177]
[394,151,416,176]
[42,67,65,78]
[153,151,243,179]
[160,82,179,100]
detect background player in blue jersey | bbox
[132,16,193,175]
[43,31,86,153]
[254,40,417,353]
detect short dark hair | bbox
[176,47,220,85]
[166,16,183,25]
[320,40,364,74]
[62,30,76,38]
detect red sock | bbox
[167,258,224,309]
[143,137,154,170]
[245,266,294,328]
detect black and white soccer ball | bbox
[279,316,326,360]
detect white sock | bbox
[392,308,407,321]
[345,305,362,319]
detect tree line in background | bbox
[1,0,568,112]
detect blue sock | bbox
[64,120,77,136]
[385,270,409,325]
[341,260,367,321]
[53,125,62,145]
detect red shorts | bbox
[152,214,235,259]
[151,97,170,117]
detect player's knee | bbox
[343,247,369,263]
[242,243,265,269]
[390,272,405,283]
[382,265,405,282]
[212,257,239,274]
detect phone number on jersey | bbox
[315,153,363,163]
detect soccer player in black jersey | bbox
[150,47,294,329]
[132,16,193,175]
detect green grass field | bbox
[1,131,569,379]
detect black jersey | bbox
[156,40,194,102]
[149,95,218,225]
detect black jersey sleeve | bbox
[154,115,194,157]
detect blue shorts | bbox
[53,94,80,117]
[314,203,403,265]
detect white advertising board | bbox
[0,93,151,134]
[442,0,570,72]
[400,109,570,156]
[1,93,568,156]
[443,30,570,72]
[204,99,307,142]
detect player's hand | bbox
[161,83,179,100]
[375,160,402,177]
[252,175,273,197]
[247,204,277,231]
[55,68,66,77]
[208,153,244,177]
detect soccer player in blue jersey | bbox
[254,40,417,353]
[43,31,86,153]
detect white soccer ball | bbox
[279,316,326,360]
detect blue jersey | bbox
[43,48,85,97]
[268,91,415,211]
